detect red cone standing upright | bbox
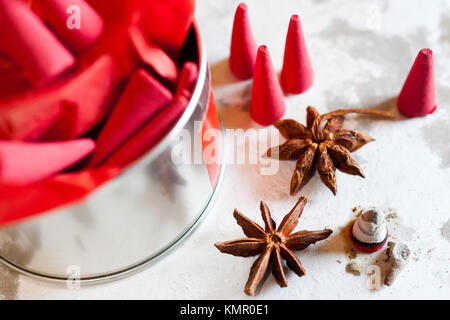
[281,14,314,94]
[229,3,257,80]
[397,48,437,117]
[250,45,286,126]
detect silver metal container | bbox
[0,23,224,284]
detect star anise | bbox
[267,106,392,195]
[214,197,332,296]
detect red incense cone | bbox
[90,69,173,166]
[128,0,196,59]
[104,95,189,167]
[0,54,30,99]
[129,24,179,83]
[0,93,62,141]
[0,55,121,141]
[0,139,95,185]
[175,61,199,98]
[229,3,257,80]
[281,15,314,94]
[41,55,123,140]
[250,45,286,126]
[397,48,437,117]
[40,101,79,141]
[32,0,105,53]
[0,0,75,86]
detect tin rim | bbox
[0,149,226,285]
[0,22,226,285]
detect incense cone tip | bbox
[416,48,434,66]
[237,2,248,12]
[419,48,433,57]
[258,45,268,54]
[290,14,300,22]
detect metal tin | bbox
[0,23,224,284]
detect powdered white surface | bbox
[2,0,450,299]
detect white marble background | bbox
[1,0,450,299]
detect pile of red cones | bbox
[229,3,314,126]
[0,0,198,224]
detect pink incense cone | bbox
[127,0,195,59]
[281,15,314,94]
[0,0,75,86]
[0,53,31,99]
[397,48,437,117]
[43,55,123,140]
[0,139,95,185]
[40,100,79,140]
[129,24,179,83]
[0,92,63,141]
[104,94,189,168]
[0,55,121,141]
[250,45,286,126]
[33,0,105,53]
[175,61,199,98]
[89,69,173,166]
[229,3,257,80]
